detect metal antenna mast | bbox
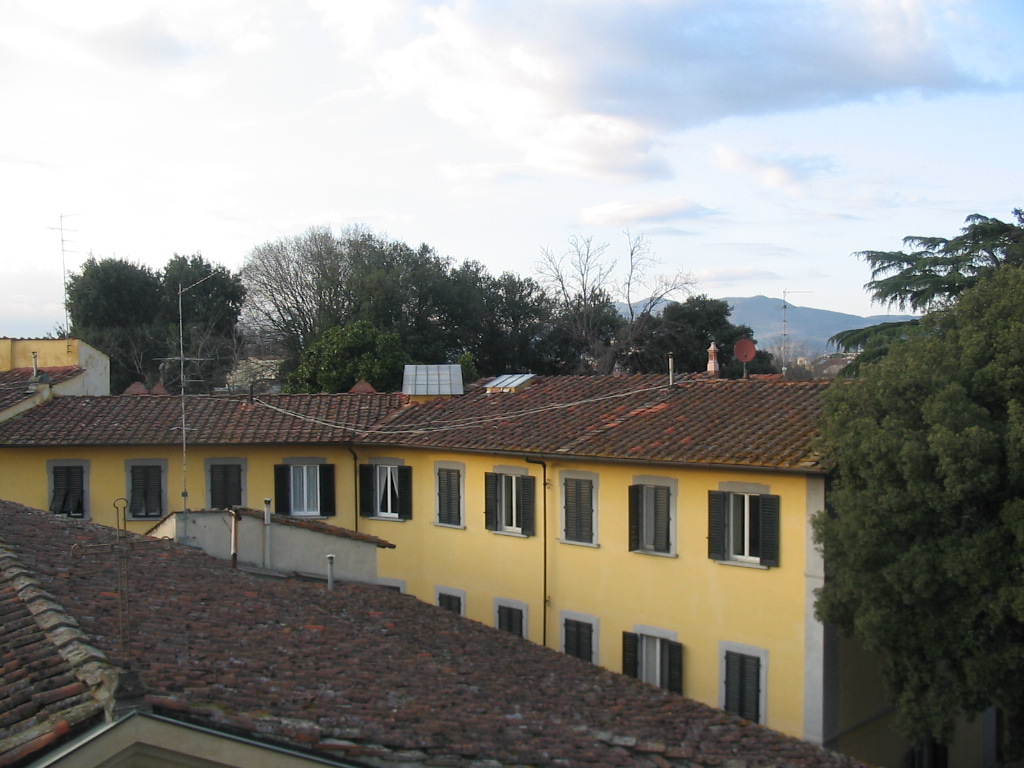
[781,289,811,376]
[47,213,81,347]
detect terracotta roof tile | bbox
[0,367,84,413]
[359,375,831,470]
[0,502,866,767]
[0,392,406,447]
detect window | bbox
[719,642,768,724]
[485,472,536,535]
[623,631,683,693]
[495,599,528,638]
[127,461,166,518]
[359,463,412,520]
[561,613,598,662]
[274,462,336,516]
[629,484,671,553]
[49,462,86,518]
[562,474,595,544]
[436,588,465,615]
[708,490,779,567]
[207,460,244,509]
[724,651,761,722]
[436,465,463,527]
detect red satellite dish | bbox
[734,338,756,363]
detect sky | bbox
[2,0,1022,338]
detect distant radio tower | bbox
[781,289,811,375]
[48,213,81,343]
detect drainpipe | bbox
[347,445,360,532]
[326,554,336,591]
[525,457,548,648]
[263,498,272,569]
[230,509,240,569]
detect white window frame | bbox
[434,461,465,528]
[559,470,599,546]
[632,475,678,556]
[717,480,772,568]
[290,464,321,516]
[719,640,769,725]
[632,624,679,689]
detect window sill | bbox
[433,521,466,530]
[369,515,407,522]
[558,538,599,548]
[490,529,528,539]
[715,559,769,570]
[631,549,678,559]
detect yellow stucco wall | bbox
[353,445,818,739]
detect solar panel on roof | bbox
[402,364,464,395]
[486,373,535,390]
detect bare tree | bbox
[537,232,692,373]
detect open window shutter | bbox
[759,494,780,567]
[50,467,69,514]
[66,467,84,518]
[274,464,291,515]
[210,465,228,509]
[144,466,162,515]
[519,476,536,536]
[622,632,639,678]
[628,485,641,551]
[319,464,336,516]
[708,491,727,560]
[654,486,671,552]
[740,654,761,722]
[358,464,374,517]
[484,472,498,531]
[129,466,145,516]
[725,651,742,715]
[666,640,683,694]
[397,465,413,520]
[564,479,579,540]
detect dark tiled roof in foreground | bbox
[0,367,84,413]
[0,503,866,768]
[360,375,832,470]
[0,392,406,446]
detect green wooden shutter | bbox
[666,640,683,694]
[66,466,85,518]
[725,650,742,715]
[484,472,498,531]
[129,466,145,517]
[438,593,461,614]
[654,486,671,553]
[519,476,536,536]
[437,468,460,526]
[622,631,639,678]
[397,465,413,520]
[358,464,374,517]
[579,479,593,542]
[708,491,727,560]
[50,467,69,514]
[628,484,641,551]
[563,478,579,540]
[725,651,760,722]
[143,466,162,516]
[498,606,524,636]
[759,494,780,567]
[319,464,336,516]
[210,465,228,509]
[274,464,291,515]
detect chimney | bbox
[706,342,720,378]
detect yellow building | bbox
[0,368,991,766]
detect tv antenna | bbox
[781,289,811,375]
[47,213,81,345]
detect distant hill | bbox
[721,296,916,355]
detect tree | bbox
[814,265,1024,756]
[622,295,773,377]
[285,321,407,394]
[831,209,1024,367]
[66,254,245,393]
[538,232,691,373]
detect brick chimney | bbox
[706,342,720,378]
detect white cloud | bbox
[580,198,713,227]
[713,144,834,193]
